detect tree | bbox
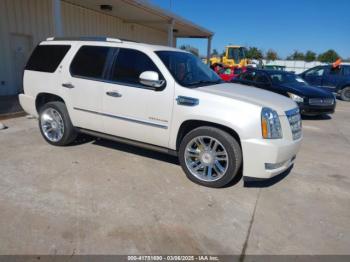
[317,49,340,63]
[246,47,263,60]
[266,49,278,61]
[180,45,199,57]
[287,50,305,61]
[305,50,317,62]
[211,48,219,56]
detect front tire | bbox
[340,87,350,101]
[39,101,77,146]
[179,126,242,188]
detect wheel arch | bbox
[36,93,65,113]
[176,119,241,151]
[340,83,350,90]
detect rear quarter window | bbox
[343,66,350,76]
[26,45,71,73]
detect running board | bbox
[78,128,178,157]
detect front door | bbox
[102,48,174,147]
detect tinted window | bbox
[70,46,111,79]
[254,72,270,83]
[343,66,350,76]
[327,67,342,75]
[305,67,324,77]
[26,45,71,73]
[111,49,163,86]
[241,71,256,81]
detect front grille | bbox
[309,98,334,106]
[285,108,302,140]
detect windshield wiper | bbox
[187,80,223,86]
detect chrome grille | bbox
[285,108,302,140]
[309,98,334,106]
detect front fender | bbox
[168,94,262,150]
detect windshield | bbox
[156,51,222,88]
[227,47,245,64]
[268,72,307,85]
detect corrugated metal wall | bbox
[0,0,54,95]
[0,0,168,96]
[61,1,168,45]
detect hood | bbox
[279,82,334,98]
[197,83,297,115]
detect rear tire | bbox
[38,101,77,146]
[340,86,350,101]
[179,126,242,188]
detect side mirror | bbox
[139,71,166,90]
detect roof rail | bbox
[46,36,122,43]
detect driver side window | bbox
[305,67,324,77]
[111,48,164,88]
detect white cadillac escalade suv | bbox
[19,37,302,188]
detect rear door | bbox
[65,45,114,132]
[102,48,174,147]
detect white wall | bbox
[263,60,326,74]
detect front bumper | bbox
[298,102,336,116]
[241,137,302,179]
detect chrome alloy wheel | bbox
[184,136,229,182]
[40,108,65,142]
[345,89,350,99]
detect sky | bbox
[150,0,350,59]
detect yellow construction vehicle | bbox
[210,45,248,67]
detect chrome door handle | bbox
[62,83,75,89]
[106,91,122,98]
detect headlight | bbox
[287,92,304,103]
[261,108,282,139]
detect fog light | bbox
[265,162,285,170]
[265,156,296,170]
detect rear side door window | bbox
[254,72,270,84]
[110,48,164,89]
[343,66,350,76]
[70,46,112,80]
[26,45,71,73]
[327,67,342,76]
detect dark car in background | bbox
[300,64,350,101]
[232,69,336,116]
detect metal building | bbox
[0,0,213,96]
